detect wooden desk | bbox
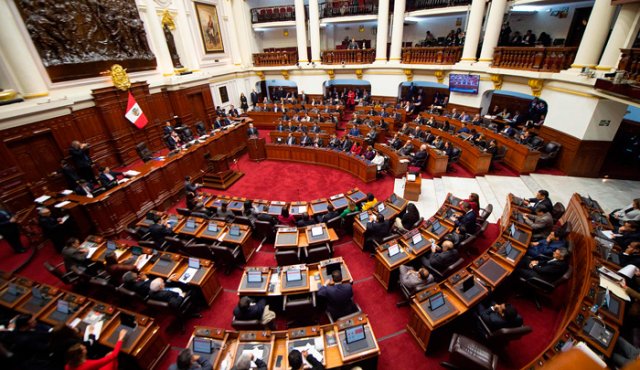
[404,174,422,201]
[265,144,377,183]
[395,135,449,176]
[373,143,409,177]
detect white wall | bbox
[326,22,378,49]
[257,28,298,49]
[583,99,627,141]
[403,14,468,45]
[506,1,594,41]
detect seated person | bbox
[275,121,285,132]
[389,134,403,150]
[2,314,52,368]
[98,166,123,189]
[615,221,640,249]
[348,125,361,137]
[364,129,378,145]
[123,271,152,297]
[318,269,358,319]
[297,213,316,227]
[463,192,481,215]
[460,112,471,122]
[288,349,324,370]
[286,133,296,146]
[350,141,363,156]
[320,204,340,223]
[399,265,433,292]
[168,130,182,149]
[471,114,482,126]
[149,276,194,309]
[452,202,477,234]
[523,205,554,240]
[361,193,378,211]
[169,348,213,370]
[394,203,420,233]
[234,353,267,370]
[104,250,138,285]
[362,145,376,161]
[277,208,296,227]
[341,136,353,152]
[500,124,516,137]
[398,141,414,156]
[457,123,471,134]
[523,189,553,212]
[74,179,95,198]
[517,247,569,283]
[399,123,411,135]
[411,145,429,167]
[518,129,534,145]
[611,336,640,369]
[476,300,522,332]
[444,225,467,247]
[61,238,89,273]
[233,296,267,321]
[610,198,640,228]
[423,240,459,272]
[526,226,567,258]
[328,135,340,149]
[216,203,235,221]
[149,214,174,248]
[340,201,360,218]
[619,241,640,268]
[365,214,391,251]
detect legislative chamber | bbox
[0,0,640,369]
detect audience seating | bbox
[441,333,498,370]
[421,255,465,281]
[519,264,573,311]
[325,216,343,236]
[305,243,332,263]
[231,315,267,330]
[210,243,243,274]
[537,141,561,167]
[458,233,477,256]
[527,136,544,150]
[476,313,532,348]
[275,248,301,266]
[43,261,79,285]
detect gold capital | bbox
[528,78,544,97]
[490,74,503,90]
[434,70,444,84]
[403,69,413,82]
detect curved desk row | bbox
[38,123,248,237]
[265,144,377,183]
[419,112,541,173]
[0,275,168,370]
[247,111,340,130]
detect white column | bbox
[571,0,616,69]
[388,0,406,63]
[459,0,486,63]
[597,3,640,71]
[375,0,390,63]
[0,1,48,97]
[219,0,242,65]
[233,0,260,61]
[477,0,507,63]
[294,0,309,63]
[144,0,175,75]
[172,3,199,70]
[309,0,321,62]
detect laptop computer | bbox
[192,337,212,354]
[286,269,302,282]
[247,270,262,283]
[429,292,445,311]
[345,325,368,351]
[509,224,528,244]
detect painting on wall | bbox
[219,86,229,103]
[194,2,225,53]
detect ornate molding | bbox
[154,0,173,8]
[255,71,265,80]
[327,69,335,80]
[490,74,503,90]
[403,69,413,82]
[281,70,290,80]
[355,69,363,80]
[528,78,544,97]
[434,70,445,84]
[161,10,176,30]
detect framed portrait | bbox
[194,2,225,53]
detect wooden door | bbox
[5,132,62,183]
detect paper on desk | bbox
[136,255,151,270]
[86,246,100,259]
[84,320,103,342]
[60,215,70,223]
[61,190,73,195]
[35,195,51,203]
[218,232,227,242]
[124,170,141,177]
[599,275,630,301]
[300,342,324,364]
[117,178,129,184]
[600,230,616,239]
[70,318,81,328]
[399,159,410,163]
[242,348,264,362]
[54,201,71,208]
[179,267,197,284]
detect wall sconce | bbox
[283,29,289,37]
[359,25,365,33]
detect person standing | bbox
[250,89,258,108]
[0,204,26,253]
[69,140,94,183]
[240,93,249,112]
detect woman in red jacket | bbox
[65,329,127,370]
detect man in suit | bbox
[69,140,94,182]
[169,349,213,370]
[247,123,259,138]
[424,240,459,272]
[74,179,94,198]
[216,106,226,116]
[453,202,477,234]
[365,214,391,251]
[212,117,223,129]
[149,276,194,310]
[57,159,81,189]
[38,207,71,252]
[524,205,554,240]
[389,134,403,150]
[615,221,640,249]
[286,133,296,146]
[149,214,174,248]
[398,141,414,156]
[275,121,285,132]
[318,269,358,319]
[619,242,640,268]
[288,349,324,370]
[328,135,340,149]
[476,301,522,332]
[234,295,268,322]
[524,190,553,213]
[123,271,152,296]
[526,228,567,258]
[348,125,361,137]
[364,129,377,146]
[501,124,516,137]
[0,206,25,253]
[517,247,569,283]
[2,314,52,368]
[228,105,239,117]
[61,237,88,272]
[250,90,259,108]
[312,135,324,148]
[300,133,312,146]
[341,136,353,152]
[399,265,433,293]
[184,176,200,194]
[98,166,123,190]
[320,205,340,223]
[163,121,174,135]
[310,123,321,133]
[411,144,429,167]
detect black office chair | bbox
[447,148,462,172]
[477,204,493,224]
[254,220,276,244]
[325,216,343,236]
[275,248,301,266]
[164,236,194,253]
[283,294,317,326]
[195,121,207,136]
[182,242,215,260]
[125,226,150,241]
[490,146,507,170]
[306,243,332,263]
[136,142,154,163]
[325,299,362,323]
[176,208,192,217]
[343,211,359,234]
[519,265,573,310]
[421,255,465,281]
[88,276,114,296]
[138,239,159,249]
[537,141,561,168]
[476,313,532,348]
[146,294,199,333]
[231,316,266,331]
[210,243,243,274]
[527,136,544,150]
[474,220,489,237]
[44,261,79,285]
[191,211,210,219]
[440,333,498,370]
[115,284,148,307]
[458,233,477,257]
[233,215,253,227]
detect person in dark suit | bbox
[247,123,259,138]
[328,135,340,149]
[275,121,285,132]
[286,133,296,146]
[288,349,325,370]
[0,205,25,253]
[452,202,477,234]
[61,237,88,273]
[389,134,403,150]
[524,205,554,240]
[169,348,213,370]
[233,296,266,321]
[618,242,640,268]
[526,227,567,258]
[184,176,200,194]
[57,159,81,189]
[615,221,640,249]
[228,105,239,117]
[411,144,429,167]
[524,190,553,213]
[2,314,52,368]
[300,133,312,146]
[501,124,516,137]
[320,205,340,223]
[365,214,391,251]
[348,126,361,137]
[98,166,123,190]
[250,90,258,108]
[517,247,569,283]
[69,140,94,182]
[476,301,522,332]
[398,141,414,156]
[212,117,223,130]
[163,121,174,135]
[425,240,459,272]
[74,179,95,197]
[148,277,194,310]
[149,214,174,248]
[341,136,353,152]
[123,271,152,297]
[484,140,498,157]
[38,207,71,252]
[318,269,357,319]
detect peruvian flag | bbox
[125,91,148,129]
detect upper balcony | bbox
[595,48,640,102]
[401,46,462,65]
[253,48,298,67]
[251,5,296,24]
[319,1,378,19]
[492,46,578,72]
[406,0,472,12]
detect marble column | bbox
[459,0,486,63]
[477,0,508,63]
[374,0,390,63]
[388,0,406,63]
[597,3,640,71]
[571,0,616,69]
[0,1,48,97]
[294,0,309,63]
[233,0,260,66]
[309,0,321,62]
[144,0,175,75]
[219,0,242,65]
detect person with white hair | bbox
[232,353,267,370]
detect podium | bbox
[403,174,422,201]
[247,137,266,161]
[202,154,244,190]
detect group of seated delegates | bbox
[499,22,552,47]
[275,120,327,134]
[324,87,370,107]
[390,126,457,162]
[416,28,465,47]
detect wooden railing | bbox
[321,49,375,64]
[406,0,472,11]
[251,5,296,24]
[253,51,298,67]
[618,48,640,82]
[401,46,462,64]
[319,1,378,18]
[492,47,578,72]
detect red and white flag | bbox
[125,91,148,129]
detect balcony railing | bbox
[321,49,376,64]
[492,47,578,72]
[401,46,462,64]
[251,5,296,24]
[406,0,472,12]
[319,1,378,19]
[618,48,640,82]
[253,51,298,67]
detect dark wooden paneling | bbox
[489,93,532,116]
[538,126,610,177]
[445,103,480,116]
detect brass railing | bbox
[492,47,578,72]
[321,49,376,64]
[253,51,298,67]
[401,46,462,64]
[618,48,640,82]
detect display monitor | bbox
[229,226,241,236]
[188,258,200,269]
[376,203,385,212]
[193,337,212,354]
[207,223,218,232]
[359,212,369,221]
[311,226,323,237]
[504,242,513,256]
[431,220,442,233]
[120,312,137,328]
[412,233,422,245]
[131,246,142,256]
[185,219,196,229]
[57,300,70,314]
[449,73,480,94]
[247,270,262,283]
[286,269,302,282]
[389,193,398,203]
[31,287,44,299]
[106,240,116,251]
[388,244,400,257]
[345,325,366,344]
[461,277,475,292]
[429,292,445,310]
